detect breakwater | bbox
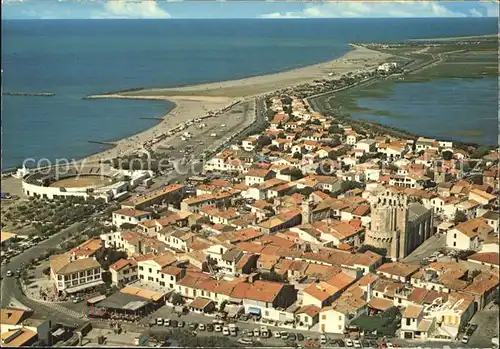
[4,92,55,97]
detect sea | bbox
[2,18,498,170]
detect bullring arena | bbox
[21,165,152,201]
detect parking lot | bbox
[140,305,385,348]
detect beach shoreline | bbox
[78,44,392,165]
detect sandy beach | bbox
[81,44,392,164]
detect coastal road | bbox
[1,221,85,307]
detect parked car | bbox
[345,338,354,347]
[238,338,253,345]
[189,323,198,330]
[353,339,361,348]
[280,331,289,340]
[214,324,222,332]
[171,320,178,328]
[260,326,270,338]
[461,335,470,344]
[274,331,281,339]
[386,342,394,349]
[338,339,346,347]
[289,333,296,341]
[369,340,378,348]
[5,270,13,277]
[206,324,214,332]
[320,335,327,345]
[156,318,164,326]
[222,327,230,336]
[361,340,370,348]
[198,324,206,331]
[178,321,185,328]
[164,319,171,327]
[297,333,304,341]
[253,328,260,337]
[240,314,249,321]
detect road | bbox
[1,219,91,324]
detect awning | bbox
[84,307,107,317]
[248,307,261,315]
[66,280,104,294]
[52,328,66,337]
[86,294,106,305]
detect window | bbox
[338,325,342,330]
[94,269,99,274]
[171,276,174,281]
[148,276,153,281]
[406,318,411,326]
[339,316,341,321]
[58,275,62,280]
[453,233,457,238]
[453,242,456,247]
[322,314,326,320]
[304,317,308,323]
[149,268,152,273]
[264,311,269,317]
[161,274,164,279]
[139,266,144,271]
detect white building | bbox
[112,208,152,228]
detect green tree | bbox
[454,210,468,224]
[256,135,272,148]
[357,244,387,256]
[442,150,453,161]
[171,292,185,305]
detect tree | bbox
[171,292,185,306]
[470,146,492,159]
[190,224,202,233]
[357,244,387,256]
[454,210,468,224]
[260,271,286,283]
[442,150,453,161]
[268,145,279,152]
[282,167,304,180]
[340,180,364,194]
[292,152,303,160]
[257,135,272,147]
[120,223,137,230]
[298,187,314,197]
[328,125,341,134]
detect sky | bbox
[1,0,498,20]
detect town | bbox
[1,85,498,348]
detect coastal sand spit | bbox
[82,44,391,164]
[117,44,393,98]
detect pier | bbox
[4,92,55,97]
[88,140,116,146]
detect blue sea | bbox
[2,18,498,169]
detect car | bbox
[247,331,254,338]
[386,342,393,349]
[469,324,478,332]
[171,320,178,328]
[461,335,470,344]
[289,333,297,341]
[72,297,82,304]
[156,318,164,326]
[238,338,253,345]
[361,340,370,348]
[222,327,230,336]
[345,338,354,347]
[198,324,206,331]
[240,314,249,321]
[189,322,197,330]
[338,339,346,347]
[353,339,361,348]
[320,335,327,345]
[369,340,378,348]
[206,324,214,332]
[260,326,270,338]
[274,331,281,339]
[215,324,222,332]
[6,270,13,277]
[164,319,171,327]
[178,321,185,328]
[297,333,305,341]
[280,331,288,340]
[253,328,260,337]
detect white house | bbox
[446,217,493,250]
[112,208,152,228]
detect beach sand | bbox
[82,44,392,164]
[83,95,236,164]
[118,44,392,98]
